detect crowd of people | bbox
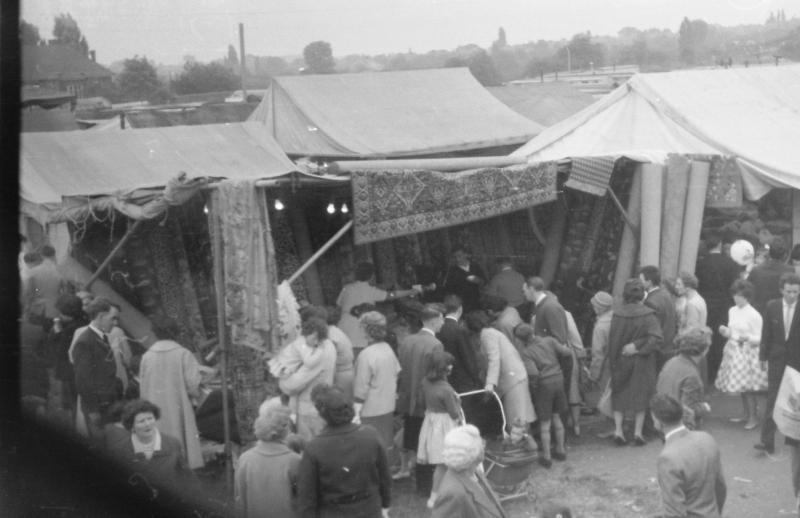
[18,233,800,516]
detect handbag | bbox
[597,379,614,418]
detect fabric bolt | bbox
[566,156,617,196]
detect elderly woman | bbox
[432,425,506,518]
[297,384,391,518]
[465,310,536,436]
[656,327,713,429]
[353,311,401,451]
[110,399,192,499]
[235,401,301,518]
[337,262,419,354]
[608,278,663,446]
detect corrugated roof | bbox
[486,82,596,127]
[512,64,800,199]
[248,68,544,158]
[21,122,299,206]
[23,45,113,82]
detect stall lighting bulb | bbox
[326,202,336,214]
[341,203,349,214]
[203,204,209,215]
[274,199,285,211]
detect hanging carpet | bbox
[351,162,557,244]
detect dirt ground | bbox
[388,392,796,518]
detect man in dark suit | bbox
[72,297,123,440]
[442,247,485,314]
[756,273,800,454]
[651,393,726,518]
[695,232,742,386]
[437,294,483,393]
[749,237,794,314]
[522,276,568,344]
[640,265,677,372]
[396,303,445,485]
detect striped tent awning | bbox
[565,156,618,196]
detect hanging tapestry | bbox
[351,163,557,244]
[706,156,743,208]
[215,180,279,443]
[566,156,617,196]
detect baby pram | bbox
[458,389,537,502]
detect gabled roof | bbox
[22,85,76,108]
[248,68,543,158]
[486,82,596,127]
[20,122,299,207]
[23,45,113,82]
[512,65,800,199]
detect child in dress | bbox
[715,279,766,430]
[417,350,462,509]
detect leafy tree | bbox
[253,56,292,77]
[171,61,239,94]
[227,45,239,67]
[116,56,170,103]
[492,27,508,51]
[679,17,709,65]
[556,33,605,71]
[20,20,43,46]
[302,41,335,74]
[52,13,89,56]
[445,48,501,86]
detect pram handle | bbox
[456,389,509,439]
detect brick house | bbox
[23,45,113,99]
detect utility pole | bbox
[239,23,247,102]
[566,46,571,73]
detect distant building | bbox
[23,45,113,98]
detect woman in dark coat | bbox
[297,384,391,518]
[609,278,663,446]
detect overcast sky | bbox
[22,0,798,65]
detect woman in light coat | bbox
[139,315,205,469]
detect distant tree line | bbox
[20,12,800,103]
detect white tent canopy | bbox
[512,65,800,200]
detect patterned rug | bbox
[351,163,557,244]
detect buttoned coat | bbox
[432,468,507,518]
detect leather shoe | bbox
[754,443,775,454]
[552,451,567,461]
[613,434,627,446]
[538,457,552,468]
[633,435,647,446]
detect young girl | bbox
[417,350,462,509]
[715,279,766,430]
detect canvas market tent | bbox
[486,81,596,127]
[248,67,543,158]
[512,64,800,201]
[512,64,800,295]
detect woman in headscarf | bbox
[608,278,663,446]
[432,425,506,518]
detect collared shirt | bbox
[534,292,547,307]
[131,428,162,460]
[420,327,436,336]
[664,424,687,442]
[445,315,459,322]
[88,324,106,342]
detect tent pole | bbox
[606,187,637,235]
[288,220,353,285]
[85,219,143,290]
[210,196,234,506]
